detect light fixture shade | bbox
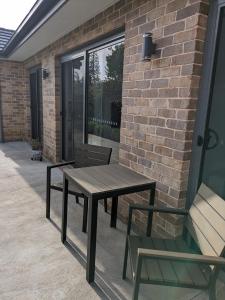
[142,33,155,61]
[42,68,49,79]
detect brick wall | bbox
[0,61,28,142]
[1,0,210,236]
[119,0,209,236]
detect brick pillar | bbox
[119,0,209,237]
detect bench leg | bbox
[46,167,51,219]
[133,257,142,300]
[82,197,88,233]
[76,196,79,204]
[104,198,107,213]
[122,237,129,279]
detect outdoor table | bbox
[61,164,156,283]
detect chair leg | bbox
[104,198,107,213]
[122,237,129,279]
[46,167,51,219]
[76,196,79,204]
[82,197,88,233]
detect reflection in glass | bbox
[201,12,225,199]
[87,41,124,162]
[62,56,85,160]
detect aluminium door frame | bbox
[29,65,42,143]
[187,0,225,207]
[72,52,86,151]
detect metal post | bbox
[86,197,98,283]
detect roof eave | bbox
[2,0,67,58]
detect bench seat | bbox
[128,236,210,288]
[123,183,225,300]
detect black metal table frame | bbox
[61,174,156,283]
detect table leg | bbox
[86,197,98,283]
[146,183,156,237]
[61,176,69,243]
[110,196,118,228]
[82,196,88,233]
[46,166,51,219]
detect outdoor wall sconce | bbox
[142,33,156,61]
[42,68,49,80]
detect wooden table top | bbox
[64,164,155,197]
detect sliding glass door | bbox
[87,40,124,162]
[62,55,85,161]
[187,2,225,205]
[61,36,124,162]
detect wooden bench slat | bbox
[186,183,225,258]
[175,239,210,286]
[198,183,225,220]
[191,200,225,256]
[152,239,178,283]
[163,239,194,286]
[141,238,163,282]
[194,194,225,242]
[185,216,217,258]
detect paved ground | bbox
[0,142,224,300]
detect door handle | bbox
[197,135,204,146]
[206,128,219,150]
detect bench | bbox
[122,183,225,300]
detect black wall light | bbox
[42,68,49,80]
[142,33,156,61]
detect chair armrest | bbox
[47,161,76,170]
[138,248,225,267]
[129,204,188,215]
[126,204,188,236]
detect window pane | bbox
[87,41,124,162]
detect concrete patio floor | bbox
[0,142,224,300]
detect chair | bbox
[46,143,112,232]
[123,183,225,300]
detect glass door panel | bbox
[201,10,225,199]
[87,40,124,162]
[62,55,85,161]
